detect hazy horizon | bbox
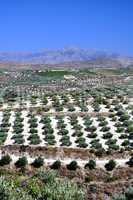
[0,47,131,58]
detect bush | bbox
[102,132,113,139]
[89,183,97,193]
[85,126,96,132]
[72,131,83,137]
[100,126,110,132]
[119,114,130,122]
[112,186,133,200]
[85,160,96,170]
[126,157,133,167]
[51,160,61,170]
[0,177,33,200]
[121,140,129,147]
[15,156,28,168]
[87,132,97,138]
[125,186,133,199]
[105,139,117,146]
[119,134,128,139]
[0,154,12,166]
[105,159,116,171]
[95,148,105,157]
[99,121,108,127]
[0,178,10,200]
[127,125,133,133]
[67,161,78,171]
[116,127,124,133]
[58,129,69,135]
[108,144,119,151]
[77,141,88,148]
[75,137,85,143]
[105,175,118,182]
[32,157,44,168]
[68,106,75,112]
[84,176,93,183]
[112,194,126,200]
[90,141,102,150]
[38,171,85,200]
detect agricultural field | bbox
[0,93,132,149]
[0,68,133,199]
[0,86,133,160]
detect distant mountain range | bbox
[0,47,133,68]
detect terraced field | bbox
[0,68,133,200]
[0,88,132,169]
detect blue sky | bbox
[0,0,132,55]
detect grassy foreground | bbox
[0,170,85,200]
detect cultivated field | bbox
[0,88,132,167]
[0,68,132,199]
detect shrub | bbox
[100,126,110,132]
[89,183,97,193]
[112,194,126,200]
[105,159,116,171]
[108,144,119,151]
[111,116,117,121]
[119,134,128,139]
[73,124,82,131]
[105,175,118,182]
[72,131,83,137]
[77,141,88,148]
[116,127,124,133]
[126,157,133,167]
[97,116,105,122]
[119,114,130,122]
[99,121,108,127]
[105,139,117,146]
[14,138,24,144]
[13,128,24,134]
[102,132,113,139]
[0,177,33,200]
[61,140,71,147]
[93,105,100,112]
[87,132,97,138]
[84,176,93,183]
[57,123,66,129]
[127,125,133,133]
[84,119,93,126]
[85,126,96,132]
[38,171,85,200]
[29,128,38,134]
[15,156,28,168]
[90,141,102,150]
[112,186,133,200]
[45,134,55,140]
[121,140,129,147]
[58,129,68,135]
[46,139,56,145]
[0,178,10,200]
[51,160,61,170]
[128,133,133,140]
[75,137,85,143]
[67,161,78,170]
[85,160,96,170]
[95,148,105,157]
[32,157,44,168]
[125,186,133,199]
[28,134,41,145]
[68,106,75,112]
[0,154,12,166]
